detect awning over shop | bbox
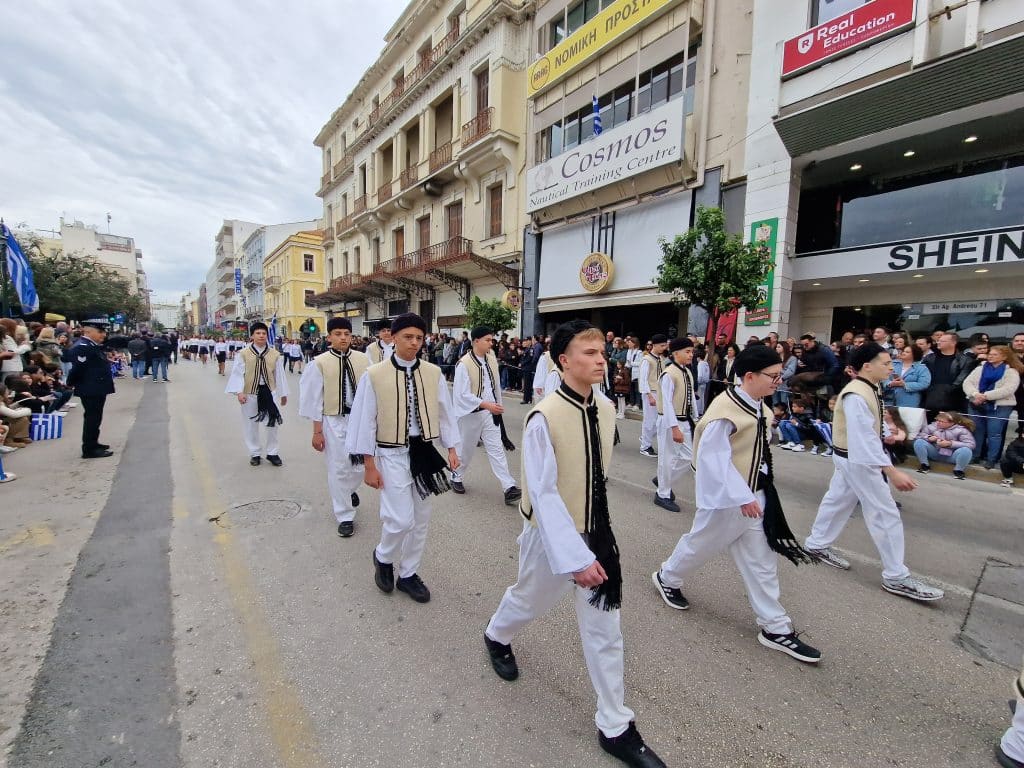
[539,287,672,314]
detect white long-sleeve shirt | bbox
[452,355,501,418]
[522,415,596,575]
[840,393,892,468]
[224,345,290,397]
[297,354,355,421]
[694,387,768,511]
[657,371,699,431]
[638,357,656,395]
[532,352,549,392]
[344,356,461,457]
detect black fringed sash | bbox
[408,435,452,499]
[584,398,622,610]
[758,410,814,566]
[493,414,516,451]
[470,352,517,451]
[253,384,283,427]
[329,349,356,416]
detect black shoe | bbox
[396,573,431,603]
[984,460,996,471]
[639,446,658,458]
[373,550,394,593]
[338,521,354,538]
[503,486,522,506]
[266,454,283,466]
[250,456,261,466]
[351,492,360,508]
[651,571,689,610]
[451,480,466,494]
[916,464,930,474]
[996,744,1024,768]
[96,443,110,450]
[650,477,674,501]
[757,629,822,664]
[484,633,519,681]
[82,449,114,459]
[653,495,680,513]
[953,469,966,480]
[598,722,666,768]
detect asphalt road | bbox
[3,358,1023,768]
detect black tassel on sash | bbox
[493,414,516,451]
[584,400,622,611]
[253,384,283,427]
[408,436,452,499]
[758,414,815,567]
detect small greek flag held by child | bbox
[30,413,64,441]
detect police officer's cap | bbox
[81,318,109,330]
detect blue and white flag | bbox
[2,223,39,314]
[592,95,602,136]
[267,314,277,347]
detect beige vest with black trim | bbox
[644,352,663,392]
[657,363,694,419]
[691,387,771,492]
[832,378,883,454]
[241,346,280,393]
[366,360,442,447]
[458,351,501,404]
[316,349,369,416]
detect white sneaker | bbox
[790,444,806,452]
[810,445,819,455]
[821,447,834,457]
[0,445,17,453]
[882,575,944,602]
[65,403,78,408]
[780,442,795,450]
[1001,478,1015,488]
[808,547,851,570]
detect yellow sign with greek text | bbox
[529,0,680,98]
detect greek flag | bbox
[592,95,602,136]
[267,314,277,347]
[2,223,39,314]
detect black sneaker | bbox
[996,744,1024,768]
[598,722,667,768]
[651,571,689,610]
[396,573,431,603]
[373,550,394,593]
[351,492,360,508]
[266,454,283,467]
[451,480,466,494]
[337,521,354,538]
[652,495,680,513]
[650,477,674,501]
[757,630,821,664]
[250,456,261,467]
[953,469,966,480]
[484,634,519,681]
[916,464,930,474]
[639,446,658,458]
[503,486,522,506]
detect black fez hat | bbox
[733,345,782,378]
[549,319,595,371]
[390,312,426,335]
[650,333,668,345]
[327,317,352,333]
[470,325,493,341]
[249,321,268,335]
[668,337,693,352]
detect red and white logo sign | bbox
[782,0,916,78]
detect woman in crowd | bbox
[962,345,1022,469]
[882,344,931,407]
[0,382,32,448]
[625,335,642,407]
[775,341,797,408]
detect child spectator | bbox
[912,411,976,480]
[812,395,836,457]
[882,407,908,464]
[771,403,788,444]
[999,433,1024,488]
[778,398,827,453]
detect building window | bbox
[353,246,361,273]
[304,289,315,306]
[303,253,315,272]
[475,67,489,113]
[811,0,870,25]
[637,47,699,117]
[446,201,463,239]
[547,0,608,51]
[487,185,503,238]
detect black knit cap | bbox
[327,317,352,333]
[549,319,596,371]
[390,312,427,335]
[249,321,268,335]
[470,325,493,340]
[668,337,693,352]
[734,345,782,378]
[650,333,668,344]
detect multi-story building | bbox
[262,230,329,338]
[149,302,179,329]
[241,221,319,319]
[738,0,1024,343]
[211,219,260,326]
[309,0,530,334]
[522,0,753,340]
[179,292,195,333]
[59,219,150,299]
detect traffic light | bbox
[305,319,318,334]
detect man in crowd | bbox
[1014,332,1024,437]
[150,333,172,382]
[63,318,116,459]
[922,332,970,418]
[788,333,840,400]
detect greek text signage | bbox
[234,268,243,295]
[529,0,680,97]
[526,100,684,213]
[782,0,915,78]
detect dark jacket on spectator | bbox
[923,350,970,411]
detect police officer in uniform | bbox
[64,318,116,459]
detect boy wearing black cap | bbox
[450,325,521,505]
[804,342,943,602]
[484,319,667,768]
[652,345,822,664]
[225,321,290,466]
[638,335,668,458]
[365,326,394,364]
[299,317,370,538]
[653,338,697,513]
[345,312,461,604]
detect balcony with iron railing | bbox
[333,153,354,180]
[400,165,419,190]
[461,107,493,149]
[375,236,474,277]
[353,195,368,215]
[429,141,452,173]
[335,215,355,237]
[264,275,281,292]
[377,180,393,204]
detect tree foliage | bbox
[12,235,146,322]
[465,296,516,334]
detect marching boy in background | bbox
[225,321,289,467]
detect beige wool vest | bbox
[459,351,501,404]
[520,387,615,534]
[657,363,695,420]
[316,349,369,416]
[644,352,663,392]
[367,359,442,447]
[241,346,280,393]
[366,340,391,364]
[832,378,883,455]
[691,386,771,492]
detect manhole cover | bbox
[210,499,303,527]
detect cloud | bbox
[0,0,407,300]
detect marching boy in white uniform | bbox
[637,334,668,458]
[225,321,289,467]
[450,326,522,506]
[652,338,698,514]
[345,313,461,604]
[484,320,667,768]
[299,317,369,538]
[365,326,395,364]
[652,345,822,664]
[804,341,944,602]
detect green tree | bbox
[656,205,773,359]
[465,296,516,334]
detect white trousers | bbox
[323,415,362,523]
[1001,678,1024,762]
[660,491,793,635]
[375,448,433,579]
[486,522,635,738]
[239,397,280,458]
[656,422,692,500]
[805,457,910,581]
[451,410,515,490]
[640,398,658,450]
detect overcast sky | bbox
[2,0,408,304]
